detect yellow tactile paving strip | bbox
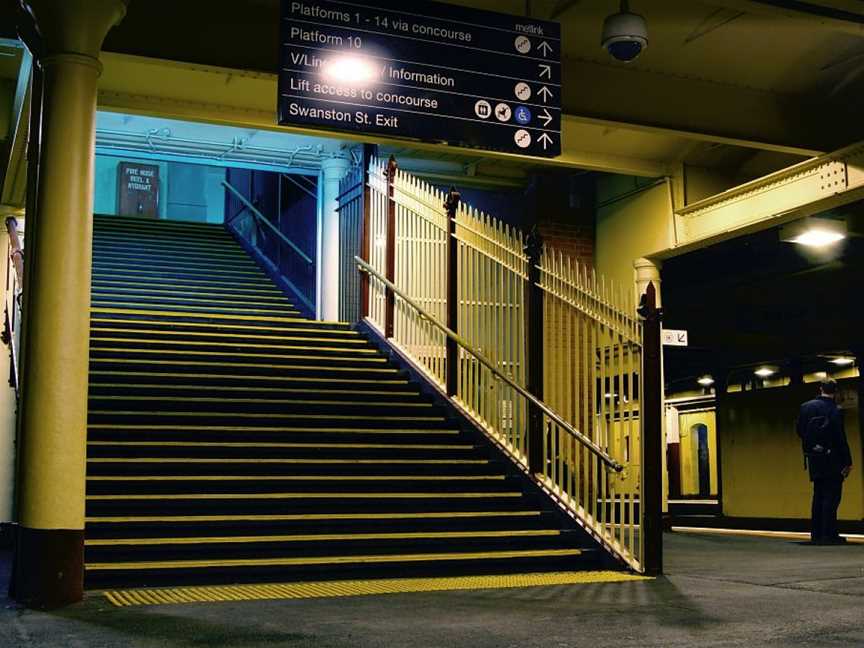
[102,571,649,607]
[673,526,864,543]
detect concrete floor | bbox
[2,532,863,647]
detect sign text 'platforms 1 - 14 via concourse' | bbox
[278,0,562,157]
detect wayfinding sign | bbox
[278,0,562,157]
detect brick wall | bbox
[528,172,595,267]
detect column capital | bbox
[634,256,662,278]
[320,156,352,175]
[24,0,128,61]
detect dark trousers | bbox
[811,477,843,541]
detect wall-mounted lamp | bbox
[780,218,847,248]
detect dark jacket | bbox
[797,396,852,481]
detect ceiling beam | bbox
[560,57,858,156]
[707,0,864,35]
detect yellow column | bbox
[12,0,127,609]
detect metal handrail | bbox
[222,180,313,265]
[355,256,624,472]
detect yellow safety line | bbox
[672,526,864,544]
[90,396,430,408]
[89,371,405,384]
[87,457,486,464]
[91,291,292,306]
[89,316,354,331]
[92,261,262,276]
[91,301,301,316]
[90,307,328,324]
[87,474,500,482]
[86,510,537,523]
[86,529,555,547]
[89,384,411,396]
[93,239,248,254]
[87,424,451,434]
[86,359,399,373]
[89,329,365,345]
[91,272,274,289]
[90,346,383,363]
[90,337,377,354]
[87,440,466,449]
[87,413,442,422]
[86,548,582,571]
[86,492,520,501]
[91,279,284,295]
[100,571,647,606]
[92,249,254,263]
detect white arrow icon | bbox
[539,64,552,79]
[538,41,553,57]
[538,133,554,150]
[539,108,553,127]
[538,86,553,103]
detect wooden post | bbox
[638,281,663,576]
[384,156,397,338]
[445,189,460,397]
[525,228,544,474]
[359,144,375,319]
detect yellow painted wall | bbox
[595,177,675,291]
[720,379,863,520]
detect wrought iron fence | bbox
[340,156,652,572]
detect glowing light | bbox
[754,367,776,378]
[789,229,846,247]
[697,375,715,387]
[830,357,855,366]
[322,56,377,85]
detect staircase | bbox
[85,215,612,589]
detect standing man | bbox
[797,378,853,545]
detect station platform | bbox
[2,531,863,647]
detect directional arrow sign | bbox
[538,133,554,150]
[539,64,552,79]
[539,108,553,127]
[538,86,553,103]
[662,329,689,347]
[538,41,553,57]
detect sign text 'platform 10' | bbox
[278,0,562,157]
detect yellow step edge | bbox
[91,291,293,306]
[92,249,255,263]
[87,475,501,482]
[92,261,263,276]
[89,337,377,354]
[92,238,249,252]
[88,329,367,345]
[91,279,284,295]
[87,441,467,449]
[91,307,342,325]
[87,425,451,434]
[86,492,521,501]
[89,267,265,282]
[89,315,354,331]
[88,413,441,422]
[91,302,301,316]
[91,273,276,290]
[89,384,411,396]
[90,346,382,362]
[86,458,489,465]
[87,359,399,373]
[86,529,555,547]
[85,549,582,571]
[100,571,648,607]
[89,371,404,384]
[86,510,536,523]
[89,396,430,408]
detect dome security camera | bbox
[601,1,648,63]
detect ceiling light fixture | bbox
[754,367,776,378]
[321,55,377,85]
[780,218,847,248]
[830,357,855,366]
[697,375,715,387]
